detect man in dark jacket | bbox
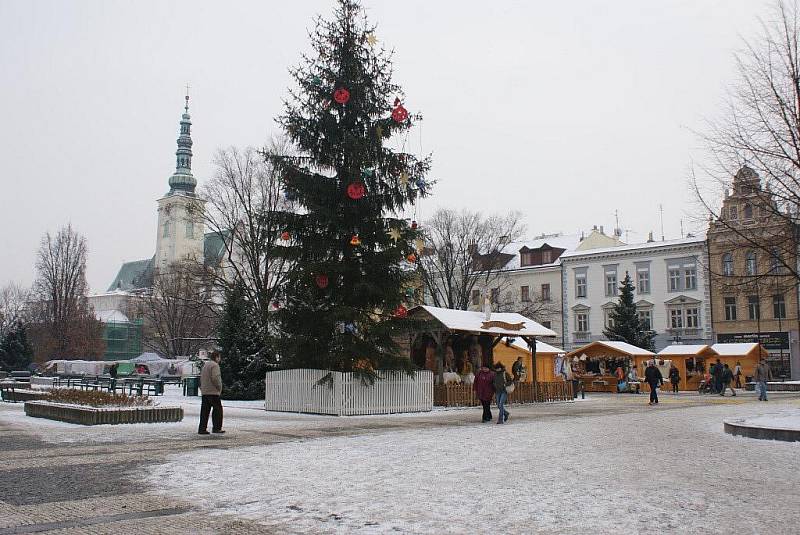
[473,365,495,422]
[644,361,663,406]
[711,358,723,394]
[720,363,736,397]
[493,363,510,424]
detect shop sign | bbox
[717,331,789,350]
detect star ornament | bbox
[387,227,402,243]
[399,171,409,186]
[367,33,378,46]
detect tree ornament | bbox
[411,220,418,230]
[333,87,351,104]
[407,253,417,264]
[361,168,375,179]
[394,97,401,106]
[346,181,366,200]
[272,301,281,309]
[375,125,383,138]
[350,234,361,246]
[415,238,425,253]
[387,227,402,243]
[394,304,408,318]
[366,32,378,46]
[392,104,409,123]
[315,273,329,289]
[281,231,291,241]
[415,179,427,194]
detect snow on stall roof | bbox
[658,344,711,356]
[569,340,655,356]
[508,337,565,354]
[410,306,557,337]
[560,234,706,260]
[711,343,762,356]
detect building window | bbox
[471,290,480,305]
[686,307,699,328]
[541,320,552,329]
[637,269,650,294]
[668,267,681,291]
[747,295,760,320]
[729,205,738,220]
[521,286,530,302]
[722,253,734,276]
[542,250,552,263]
[638,309,652,331]
[490,288,499,304]
[604,310,615,329]
[724,296,737,321]
[575,274,587,298]
[605,272,617,297]
[541,284,551,302]
[684,266,697,290]
[576,313,589,332]
[773,294,786,319]
[743,203,753,220]
[185,221,194,238]
[162,221,170,238]
[520,252,533,267]
[745,251,757,276]
[670,309,683,329]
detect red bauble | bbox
[394,304,408,318]
[411,220,418,230]
[280,231,290,241]
[315,274,329,289]
[392,105,408,123]
[346,181,366,200]
[333,88,350,104]
[407,253,417,264]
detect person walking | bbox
[754,357,773,401]
[668,364,680,394]
[493,363,510,424]
[712,358,724,394]
[109,363,119,393]
[734,361,743,389]
[198,351,225,435]
[719,363,736,397]
[644,360,663,406]
[473,365,495,422]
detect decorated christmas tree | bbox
[268,0,431,375]
[603,272,655,351]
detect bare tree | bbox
[201,141,295,332]
[130,260,218,358]
[30,224,104,360]
[693,0,800,283]
[0,283,30,339]
[418,208,526,310]
[516,293,562,326]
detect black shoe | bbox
[198,430,210,435]
[504,413,510,422]
[212,429,226,434]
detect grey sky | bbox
[0,0,764,293]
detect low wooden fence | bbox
[434,381,573,407]
[24,401,183,425]
[264,369,433,416]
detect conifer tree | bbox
[0,321,34,371]
[603,272,655,351]
[269,0,431,374]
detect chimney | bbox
[580,230,585,241]
[599,225,604,235]
[647,231,654,242]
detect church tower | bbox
[155,93,206,270]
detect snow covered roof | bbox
[95,309,130,323]
[711,343,764,356]
[658,344,712,356]
[567,340,655,357]
[560,235,706,261]
[132,352,165,362]
[508,337,565,354]
[501,234,582,270]
[408,305,557,337]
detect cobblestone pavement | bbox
[1,392,797,534]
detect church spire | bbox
[167,88,196,196]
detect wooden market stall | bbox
[566,340,655,393]
[406,305,572,404]
[494,338,566,383]
[710,343,767,385]
[656,344,716,391]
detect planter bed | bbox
[24,401,183,425]
[0,387,49,403]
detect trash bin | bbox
[183,376,199,396]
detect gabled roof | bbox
[711,343,764,356]
[107,257,154,292]
[658,344,712,356]
[508,337,565,354]
[501,234,582,270]
[408,305,557,337]
[561,235,707,260]
[567,340,655,358]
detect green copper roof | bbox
[107,258,154,291]
[167,94,196,196]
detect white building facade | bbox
[560,236,712,352]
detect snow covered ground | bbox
[734,408,800,430]
[142,397,800,534]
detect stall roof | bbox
[508,337,565,354]
[711,343,764,356]
[658,344,712,356]
[408,305,557,337]
[567,340,655,358]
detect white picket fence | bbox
[264,369,433,416]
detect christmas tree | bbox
[268,0,431,375]
[603,272,655,351]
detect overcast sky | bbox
[0,0,766,293]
